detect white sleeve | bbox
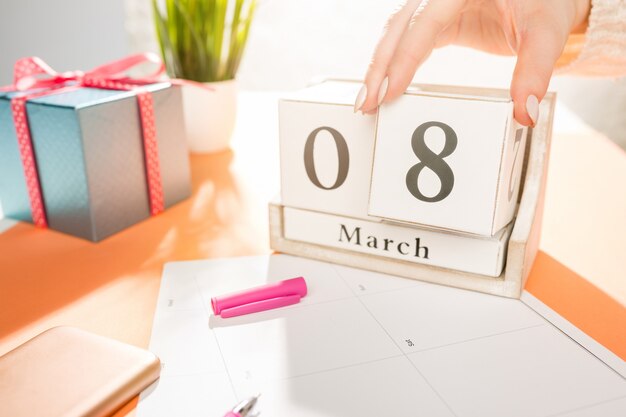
[558,0,626,77]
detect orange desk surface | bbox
[0,95,624,414]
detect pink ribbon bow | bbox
[4,53,176,228]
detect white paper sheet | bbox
[137,255,626,417]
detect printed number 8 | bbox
[405,122,457,203]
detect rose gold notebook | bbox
[0,326,161,417]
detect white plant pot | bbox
[183,79,237,153]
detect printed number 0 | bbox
[507,128,524,201]
[304,127,350,190]
[405,122,457,203]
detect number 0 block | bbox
[369,91,527,236]
[279,81,377,220]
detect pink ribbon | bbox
[3,53,190,228]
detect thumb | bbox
[510,26,566,126]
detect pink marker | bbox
[211,277,307,318]
[222,394,260,417]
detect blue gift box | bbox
[0,83,191,241]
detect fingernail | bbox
[377,77,389,106]
[526,95,539,125]
[354,84,367,113]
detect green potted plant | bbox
[152,0,256,153]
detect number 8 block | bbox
[369,90,527,236]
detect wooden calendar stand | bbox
[270,84,555,298]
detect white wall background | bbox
[1,0,624,147]
[0,0,129,83]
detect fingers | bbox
[384,0,465,102]
[510,25,567,126]
[356,1,421,113]
[357,0,465,113]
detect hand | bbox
[355,0,590,125]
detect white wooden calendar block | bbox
[279,81,377,220]
[270,82,556,298]
[282,206,512,276]
[369,90,528,236]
